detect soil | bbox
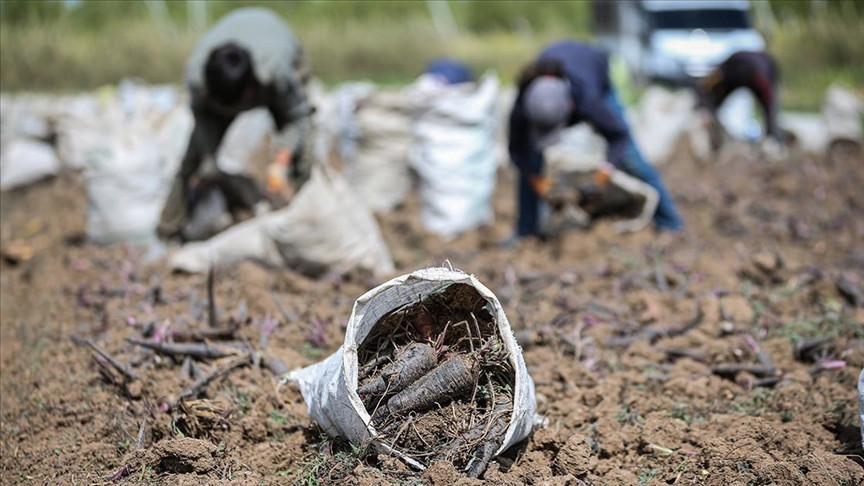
[1,142,863,485]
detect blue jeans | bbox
[515,88,683,236]
[604,89,683,231]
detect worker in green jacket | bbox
[158,7,314,240]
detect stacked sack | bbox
[408,72,502,239]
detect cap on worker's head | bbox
[524,76,571,149]
[205,42,255,105]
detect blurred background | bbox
[1,0,861,111]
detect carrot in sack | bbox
[357,342,437,399]
[372,353,479,423]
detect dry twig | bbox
[127,338,237,360]
[72,337,140,381]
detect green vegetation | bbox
[668,403,708,425]
[0,0,861,111]
[297,435,367,486]
[616,404,645,426]
[637,467,660,484]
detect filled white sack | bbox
[781,112,830,155]
[629,86,698,165]
[342,89,414,213]
[409,72,501,239]
[84,140,177,245]
[822,84,863,144]
[859,367,864,450]
[716,88,763,142]
[170,164,394,277]
[289,266,537,469]
[82,104,192,244]
[217,107,274,177]
[321,81,376,165]
[544,125,608,173]
[0,139,61,191]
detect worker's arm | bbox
[267,71,313,184]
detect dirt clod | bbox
[148,437,217,474]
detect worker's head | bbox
[524,76,572,149]
[205,42,255,105]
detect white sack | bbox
[343,89,414,213]
[56,81,189,173]
[0,139,61,191]
[496,86,517,169]
[80,90,192,244]
[781,112,830,155]
[84,141,176,245]
[410,72,501,239]
[822,84,863,143]
[544,125,607,172]
[716,88,763,141]
[217,108,274,176]
[859,367,864,450]
[320,82,377,164]
[629,86,698,165]
[289,267,537,469]
[170,164,394,277]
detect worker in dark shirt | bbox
[697,50,783,143]
[508,40,683,239]
[158,7,314,240]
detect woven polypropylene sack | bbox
[289,267,537,469]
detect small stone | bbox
[752,251,782,274]
[720,296,754,323]
[126,380,143,399]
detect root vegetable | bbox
[448,394,512,453]
[358,342,437,399]
[466,439,503,478]
[358,353,393,381]
[374,354,479,423]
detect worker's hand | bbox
[530,176,553,197]
[274,149,292,168]
[593,163,615,188]
[266,149,292,194]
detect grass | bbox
[616,404,645,426]
[637,467,660,484]
[774,303,864,344]
[668,403,708,425]
[728,387,774,416]
[767,14,864,111]
[297,435,366,486]
[0,1,861,112]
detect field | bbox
[1,1,864,484]
[1,137,863,484]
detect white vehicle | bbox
[592,0,766,86]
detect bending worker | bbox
[696,50,783,144]
[508,40,683,239]
[158,7,314,240]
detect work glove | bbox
[266,149,292,194]
[593,163,615,188]
[530,175,553,197]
